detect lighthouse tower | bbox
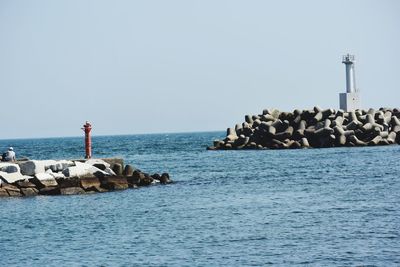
[339,54,360,111]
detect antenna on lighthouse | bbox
[339,54,361,111]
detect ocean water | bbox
[0,132,399,266]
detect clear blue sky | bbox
[1,0,399,139]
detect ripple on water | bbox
[0,133,399,266]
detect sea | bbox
[0,132,399,266]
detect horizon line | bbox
[0,129,225,142]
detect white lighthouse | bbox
[339,54,360,111]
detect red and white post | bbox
[82,121,92,159]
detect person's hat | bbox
[8,147,13,151]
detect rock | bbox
[213,140,221,148]
[224,143,232,149]
[160,173,172,184]
[289,141,301,149]
[138,174,154,186]
[362,123,374,132]
[349,135,367,146]
[336,135,347,146]
[392,125,400,134]
[41,160,58,170]
[56,177,80,188]
[313,106,322,113]
[49,160,74,172]
[333,116,344,127]
[19,160,46,176]
[0,171,30,184]
[270,109,281,119]
[209,106,400,150]
[336,109,345,117]
[15,180,36,188]
[261,114,275,122]
[2,183,21,196]
[0,163,20,173]
[253,119,261,127]
[379,131,389,138]
[235,136,250,149]
[80,177,101,190]
[100,176,128,190]
[46,169,65,179]
[0,188,9,197]
[39,187,60,195]
[314,127,334,137]
[247,142,258,149]
[151,173,161,181]
[242,123,253,136]
[123,165,134,176]
[313,112,323,123]
[7,189,21,197]
[235,123,242,133]
[300,137,310,148]
[2,183,19,190]
[378,138,390,146]
[226,134,238,142]
[30,173,58,188]
[333,126,354,137]
[387,131,397,144]
[150,173,172,184]
[368,135,382,146]
[60,187,86,195]
[127,171,144,187]
[383,111,392,124]
[21,188,39,197]
[62,162,106,178]
[104,168,116,176]
[266,125,276,135]
[245,115,253,124]
[35,172,55,180]
[102,158,124,171]
[85,159,111,171]
[345,121,360,131]
[227,127,236,136]
[391,116,400,127]
[112,163,123,176]
[274,126,294,141]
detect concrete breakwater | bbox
[0,158,172,197]
[208,107,400,150]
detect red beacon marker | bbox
[82,121,92,159]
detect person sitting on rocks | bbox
[2,147,16,162]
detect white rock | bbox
[0,171,31,183]
[32,173,58,187]
[41,160,58,170]
[63,162,106,178]
[19,160,46,176]
[84,159,110,169]
[49,160,74,172]
[104,167,116,176]
[0,163,21,173]
[35,172,55,181]
[45,169,65,179]
[62,166,91,178]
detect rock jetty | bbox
[0,158,172,197]
[208,107,400,150]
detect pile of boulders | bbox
[208,107,400,150]
[0,158,172,197]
